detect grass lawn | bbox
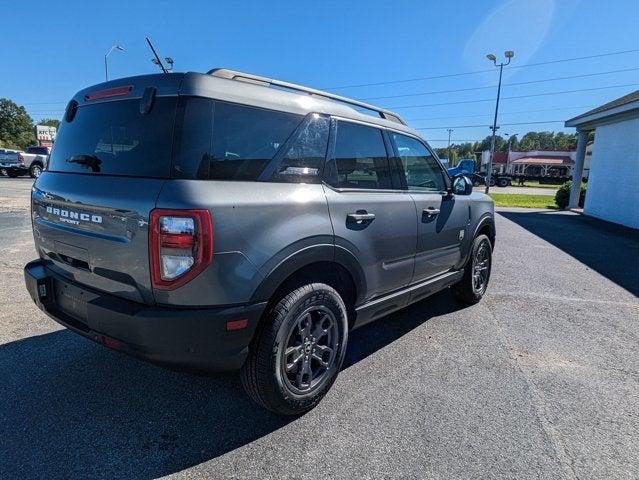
[489,193,557,209]
[516,181,561,189]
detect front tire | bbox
[452,234,492,304]
[241,283,349,416]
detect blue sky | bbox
[3,0,639,147]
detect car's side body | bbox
[24,70,494,378]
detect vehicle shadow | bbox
[498,210,639,297]
[0,290,463,479]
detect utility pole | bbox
[447,129,453,166]
[485,50,514,194]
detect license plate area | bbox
[54,279,90,322]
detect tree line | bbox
[0,98,59,150]
[434,131,594,164]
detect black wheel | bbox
[29,163,43,178]
[7,171,20,178]
[452,234,492,304]
[241,283,348,416]
[497,178,509,188]
[472,179,480,187]
[489,178,496,187]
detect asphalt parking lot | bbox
[0,177,637,479]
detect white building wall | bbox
[584,117,639,229]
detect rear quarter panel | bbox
[154,180,333,306]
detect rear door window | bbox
[48,98,177,177]
[327,121,392,189]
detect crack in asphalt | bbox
[484,296,581,480]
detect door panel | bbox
[324,119,417,303]
[388,131,469,282]
[410,192,470,282]
[325,188,417,301]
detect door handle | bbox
[347,212,376,223]
[423,207,440,216]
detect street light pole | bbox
[447,128,453,166]
[104,45,125,81]
[485,50,514,194]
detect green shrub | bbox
[555,181,586,209]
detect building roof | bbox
[565,89,639,128]
[511,155,573,166]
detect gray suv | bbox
[24,69,495,415]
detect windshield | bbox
[48,97,177,177]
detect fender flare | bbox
[250,244,366,305]
[459,214,495,266]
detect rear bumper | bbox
[24,259,266,372]
[0,163,27,174]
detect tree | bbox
[478,135,506,153]
[0,98,35,149]
[38,118,61,130]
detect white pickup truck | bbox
[0,146,50,178]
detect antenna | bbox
[146,36,167,74]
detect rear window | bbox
[48,98,177,177]
[173,98,307,182]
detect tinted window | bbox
[27,147,49,155]
[209,102,302,181]
[172,96,213,179]
[392,133,446,191]
[48,98,177,177]
[267,114,329,183]
[331,121,391,189]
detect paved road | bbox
[0,183,637,478]
[0,177,34,211]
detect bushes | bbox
[555,181,586,209]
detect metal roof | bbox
[566,89,639,128]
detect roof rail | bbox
[207,68,406,125]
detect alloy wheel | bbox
[281,305,339,394]
[472,240,491,294]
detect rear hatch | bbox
[32,76,181,305]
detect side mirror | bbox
[452,175,473,195]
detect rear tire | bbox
[241,283,348,416]
[452,234,492,304]
[497,178,510,188]
[29,163,43,178]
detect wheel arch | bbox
[250,245,366,329]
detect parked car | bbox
[24,70,495,415]
[0,146,50,178]
[0,148,21,176]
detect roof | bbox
[511,155,574,166]
[566,89,639,128]
[71,72,420,139]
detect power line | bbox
[416,120,565,130]
[361,66,639,101]
[405,105,597,123]
[325,48,639,90]
[389,82,639,109]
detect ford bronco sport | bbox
[24,69,495,415]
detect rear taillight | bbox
[149,209,213,290]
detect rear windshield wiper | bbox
[67,154,102,173]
